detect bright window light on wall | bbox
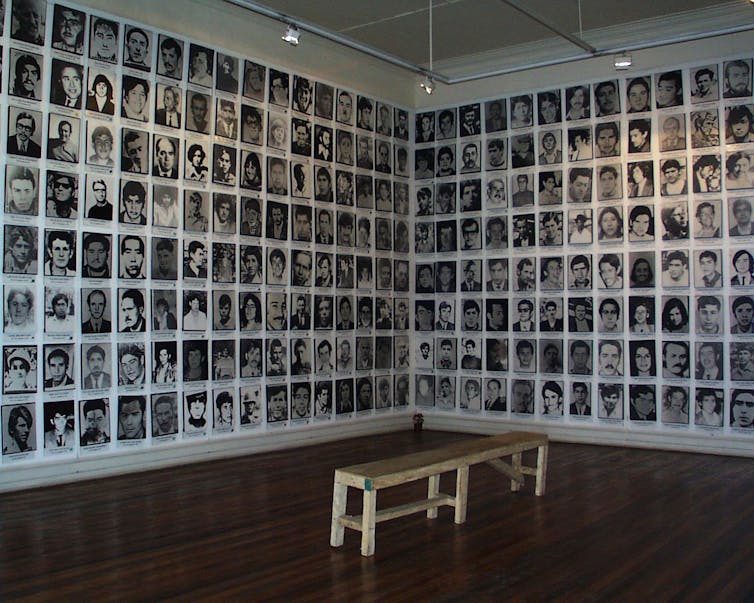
[282,25,300,46]
[614,53,632,70]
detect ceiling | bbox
[227,0,754,82]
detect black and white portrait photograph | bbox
[568,126,592,161]
[690,112,720,149]
[42,117,79,169]
[266,156,288,195]
[85,120,115,167]
[661,296,690,334]
[628,385,656,422]
[43,343,76,391]
[655,70,683,108]
[291,161,312,199]
[292,204,313,242]
[414,148,434,179]
[266,200,288,241]
[416,110,434,143]
[564,210,591,247]
[212,341,235,382]
[154,84,182,129]
[183,391,208,434]
[594,79,620,116]
[725,150,754,190]
[394,107,409,140]
[689,64,719,103]
[538,130,562,165]
[118,234,146,279]
[150,185,177,229]
[152,342,177,385]
[181,190,207,233]
[3,285,36,334]
[241,105,264,146]
[314,81,334,120]
[511,134,534,168]
[45,170,78,219]
[511,214,535,248]
[188,43,214,88]
[292,75,312,115]
[266,247,288,286]
[186,90,211,134]
[89,16,118,63]
[722,59,752,99]
[182,142,209,183]
[212,193,236,235]
[122,25,152,72]
[661,386,690,425]
[10,48,42,100]
[509,94,533,129]
[85,68,115,116]
[2,403,37,455]
[120,128,149,175]
[157,34,184,79]
[43,228,76,277]
[435,108,456,141]
[151,393,178,437]
[356,95,374,131]
[11,0,46,45]
[118,180,148,226]
[565,85,590,121]
[148,237,176,281]
[8,106,43,158]
[215,98,238,140]
[512,338,536,374]
[376,101,392,136]
[696,341,724,381]
[435,376,455,410]
[537,90,561,125]
[291,250,313,287]
[484,99,506,133]
[243,60,266,101]
[629,340,657,378]
[121,75,150,122]
[80,231,111,278]
[183,340,209,382]
[435,220,456,253]
[3,225,38,277]
[213,144,237,186]
[216,52,239,94]
[117,288,147,333]
[568,339,592,375]
[152,135,179,179]
[695,295,724,335]
[152,289,177,332]
[81,288,112,334]
[238,199,262,240]
[3,345,38,394]
[730,295,754,334]
[79,398,110,446]
[626,75,651,113]
[269,68,289,107]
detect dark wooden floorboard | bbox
[1,430,753,602]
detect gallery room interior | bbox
[1,0,754,599]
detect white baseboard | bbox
[424,414,754,458]
[0,415,409,493]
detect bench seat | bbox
[330,431,548,556]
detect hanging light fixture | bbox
[419,0,435,94]
[614,52,632,70]
[281,24,300,46]
[420,75,434,95]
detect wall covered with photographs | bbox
[0,0,413,469]
[412,51,754,448]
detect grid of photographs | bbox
[1,0,411,462]
[414,59,754,433]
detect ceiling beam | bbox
[499,0,597,54]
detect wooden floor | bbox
[1,430,753,602]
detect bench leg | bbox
[511,453,523,492]
[427,474,440,519]
[360,489,377,556]
[454,465,469,524]
[535,444,548,496]
[330,481,348,547]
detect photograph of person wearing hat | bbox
[3,346,37,394]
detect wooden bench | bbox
[330,431,548,556]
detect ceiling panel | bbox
[246,0,750,77]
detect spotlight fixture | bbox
[420,76,434,95]
[614,52,632,70]
[282,24,300,46]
